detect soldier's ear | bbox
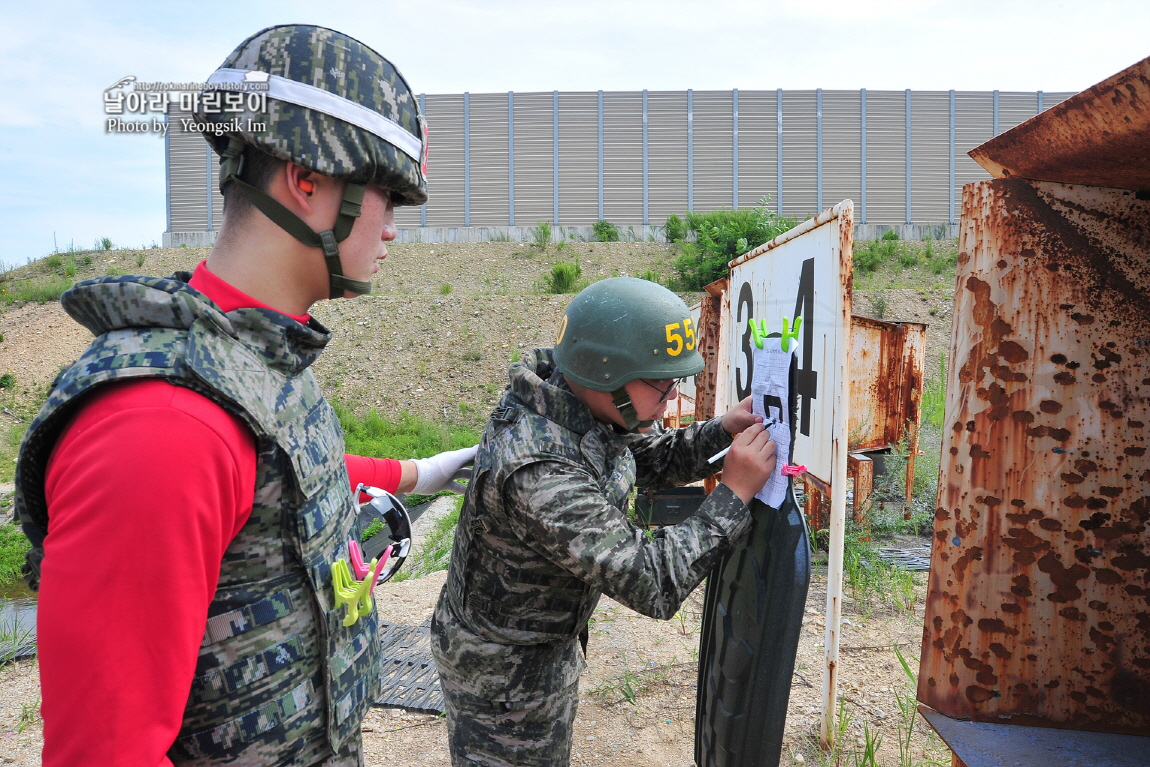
[282,163,317,214]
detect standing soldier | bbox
[15,25,474,766]
[432,277,778,766]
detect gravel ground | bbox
[0,242,957,765]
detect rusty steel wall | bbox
[848,316,927,452]
[919,178,1150,734]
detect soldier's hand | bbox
[412,445,478,494]
[719,422,778,505]
[720,396,763,436]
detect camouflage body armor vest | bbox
[444,352,636,647]
[14,275,380,765]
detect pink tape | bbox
[781,464,807,477]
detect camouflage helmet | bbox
[195,25,428,298]
[553,277,704,430]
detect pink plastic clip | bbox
[348,540,393,590]
[370,546,392,590]
[348,541,371,580]
[781,463,807,477]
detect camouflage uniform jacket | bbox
[433,348,752,701]
[14,274,379,765]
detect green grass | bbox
[0,276,74,306]
[0,524,31,589]
[842,526,918,615]
[334,403,479,460]
[391,496,462,582]
[852,237,959,291]
[921,352,947,430]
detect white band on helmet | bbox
[205,68,424,165]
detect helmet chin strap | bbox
[219,137,373,298]
[611,388,654,433]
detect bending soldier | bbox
[15,25,473,766]
[432,277,778,766]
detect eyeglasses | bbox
[641,377,686,402]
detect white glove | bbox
[412,445,478,494]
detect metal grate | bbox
[375,621,443,715]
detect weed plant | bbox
[667,198,797,290]
[543,259,584,294]
[100,237,114,251]
[593,219,620,242]
[638,269,662,285]
[530,221,553,250]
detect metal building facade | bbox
[163,88,1073,244]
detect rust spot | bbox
[966,686,997,703]
[1049,427,1072,441]
[1071,313,1096,325]
[1125,447,1146,456]
[1039,399,1064,414]
[1112,547,1150,571]
[1038,551,1091,602]
[971,444,992,459]
[1012,410,1035,423]
[1054,372,1077,385]
[1074,459,1098,474]
[1026,426,1049,438]
[1045,679,1060,689]
[1064,494,1088,509]
[1093,373,1108,383]
[1094,568,1123,585]
[1039,518,1063,531]
[1011,574,1033,597]
[1062,472,1086,484]
[1050,354,1068,364]
[1100,487,1124,497]
[1010,499,1026,507]
[978,618,1020,636]
[999,341,1029,363]
[1130,420,1145,428]
[990,643,1012,659]
[1089,627,1116,650]
[1059,606,1088,620]
[1001,603,1022,614]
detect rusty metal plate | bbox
[919,178,1150,734]
[969,56,1150,189]
[848,316,927,452]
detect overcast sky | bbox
[1,0,1147,266]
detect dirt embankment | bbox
[0,241,955,430]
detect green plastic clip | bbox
[332,556,382,627]
[779,316,802,353]
[748,317,770,349]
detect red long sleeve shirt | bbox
[37,262,400,766]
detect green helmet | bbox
[553,277,704,430]
[195,25,428,298]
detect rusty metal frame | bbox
[919,56,1150,757]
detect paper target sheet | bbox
[750,344,793,508]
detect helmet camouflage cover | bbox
[196,24,427,207]
[553,277,705,392]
